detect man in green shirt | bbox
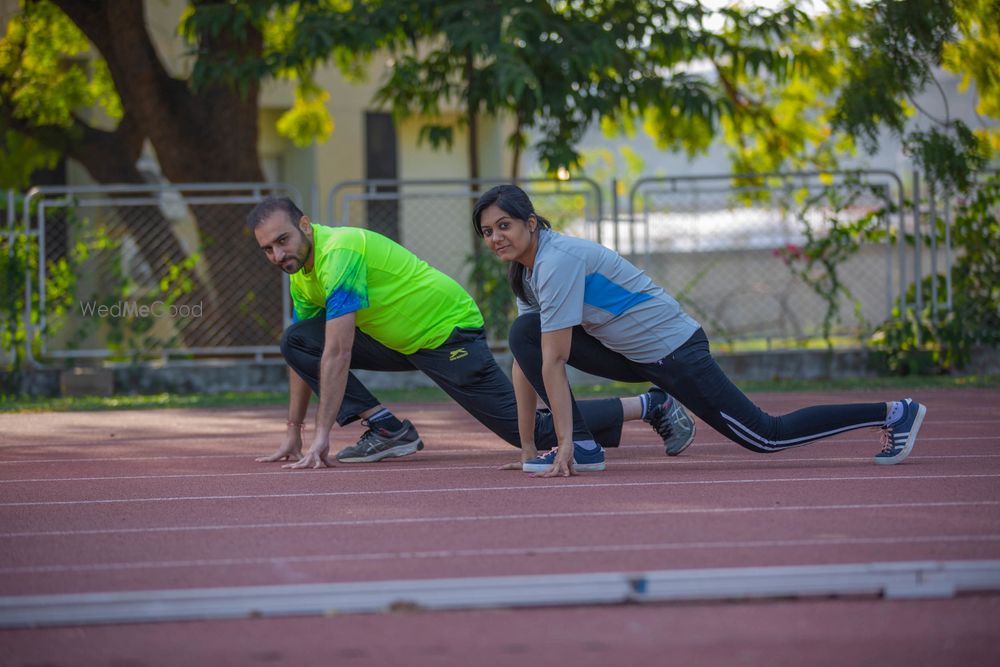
[247,197,694,469]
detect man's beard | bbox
[281,235,312,274]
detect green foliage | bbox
[871,173,1000,373]
[182,0,368,146]
[0,1,121,127]
[276,81,334,147]
[699,0,996,183]
[769,170,998,375]
[466,248,514,344]
[943,0,1000,152]
[1,206,31,392]
[821,0,994,193]
[830,0,956,148]
[353,0,814,174]
[0,1,121,188]
[903,122,988,192]
[773,179,892,349]
[643,2,834,172]
[0,196,206,395]
[0,130,60,189]
[1,193,57,392]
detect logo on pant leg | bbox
[449,348,469,361]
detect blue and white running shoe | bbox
[522,444,606,473]
[874,398,926,465]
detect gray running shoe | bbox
[874,398,926,465]
[335,419,423,463]
[643,389,696,456]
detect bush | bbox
[870,174,1000,373]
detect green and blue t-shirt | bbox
[290,224,483,354]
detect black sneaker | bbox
[335,419,423,463]
[643,388,696,456]
[874,398,926,465]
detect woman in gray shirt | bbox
[473,184,926,478]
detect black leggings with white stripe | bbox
[509,315,888,453]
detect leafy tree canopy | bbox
[2,0,996,189]
[674,0,999,187]
[178,0,816,176]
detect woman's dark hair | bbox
[472,184,552,302]
[246,196,305,232]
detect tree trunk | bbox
[465,48,482,269]
[50,0,281,349]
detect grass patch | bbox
[0,387,449,413]
[2,374,998,413]
[711,335,864,353]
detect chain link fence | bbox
[626,172,904,350]
[327,178,601,281]
[5,169,985,372]
[326,178,603,342]
[16,183,299,366]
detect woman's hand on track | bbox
[537,450,575,478]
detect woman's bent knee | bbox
[508,313,541,354]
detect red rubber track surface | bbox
[2,388,999,665]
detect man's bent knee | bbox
[280,317,324,363]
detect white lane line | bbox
[2,534,999,575]
[4,454,1000,484]
[3,501,998,539]
[4,560,999,627]
[2,473,998,508]
[1,435,998,465]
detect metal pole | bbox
[912,171,922,346]
[928,179,938,319]
[897,176,907,315]
[882,186,893,321]
[611,178,619,252]
[282,273,291,332]
[943,189,953,311]
[597,180,607,245]
[37,203,47,357]
[6,190,14,256]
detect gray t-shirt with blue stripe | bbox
[517,229,700,363]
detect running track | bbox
[1,388,999,666]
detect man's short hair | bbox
[246,196,305,232]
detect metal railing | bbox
[17,183,300,366]
[5,168,988,369]
[626,171,905,346]
[325,177,603,290]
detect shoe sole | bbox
[874,403,925,465]
[666,420,697,457]
[522,461,606,473]
[337,439,423,463]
